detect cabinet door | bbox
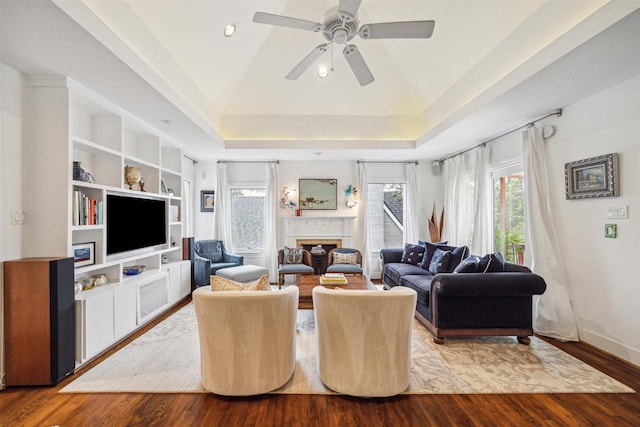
[180,260,191,297]
[164,263,182,304]
[83,290,115,361]
[114,283,137,340]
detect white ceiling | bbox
[2,1,640,162]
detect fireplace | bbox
[295,239,342,275]
[296,239,342,253]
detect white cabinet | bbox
[26,77,190,367]
[114,283,137,340]
[77,288,115,363]
[165,262,182,304]
[180,260,191,297]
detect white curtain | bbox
[264,163,279,282]
[356,162,372,277]
[404,162,420,244]
[471,145,492,255]
[213,163,233,244]
[522,127,579,341]
[442,155,468,245]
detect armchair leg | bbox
[516,336,531,345]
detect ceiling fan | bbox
[253,0,435,86]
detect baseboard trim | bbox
[578,327,640,368]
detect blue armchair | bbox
[193,240,243,287]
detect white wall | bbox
[1,62,27,389]
[542,74,640,366]
[191,160,444,275]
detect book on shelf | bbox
[73,190,103,226]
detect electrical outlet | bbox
[607,205,628,219]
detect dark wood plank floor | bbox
[1,295,639,427]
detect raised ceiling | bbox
[2,1,640,161]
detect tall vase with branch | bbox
[428,203,444,243]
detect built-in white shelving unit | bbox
[25,77,190,366]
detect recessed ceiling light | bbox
[318,65,328,78]
[224,23,236,37]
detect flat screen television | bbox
[107,194,167,256]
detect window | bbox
[492,165,525,264]
[230,187,265,252]
[367,183,406,251]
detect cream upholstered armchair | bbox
[192,285,299,396]
[312,286,417,397]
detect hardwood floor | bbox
[1,296,639,427]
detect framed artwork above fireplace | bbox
[299,178,337,210]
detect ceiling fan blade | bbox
[286,44,329,80]
[253,12,322,32]
[343,44,374,86]
[359,21,435,39]
[339,0,362,19]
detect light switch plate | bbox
[607,206,628,219]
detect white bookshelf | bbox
[26,76,190,366]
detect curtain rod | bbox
[357,160,418,165]
[183,154,197,164]
[217,160,279,164]
[438,108,562,163]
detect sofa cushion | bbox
[453,256,480,273]
[398,275,433,306]
[283,246,303,264]
[384,262,431,284]
[478,252,505,273]
[210,274,271,291]
[429,249,454,274]
[401,243,425,265]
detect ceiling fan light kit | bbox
[253,0,435,86]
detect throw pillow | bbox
[283,246,303,264]
[428,249,453,274]
[401,243,425,265]
[478,252,505,273]
[453,256,480,273]
[418,241,462,270]
[210,274,271,291]
[333,252,357,264]
[449,245,470,271]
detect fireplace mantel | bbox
[283,216,356,248]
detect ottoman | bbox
[215,265,269,283]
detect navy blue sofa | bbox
[380,245,546,344]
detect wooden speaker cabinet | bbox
[3,257,75,385]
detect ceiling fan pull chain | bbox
[330,43,335,72]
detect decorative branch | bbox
[428,202,444,242]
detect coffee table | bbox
[294,275,373,309]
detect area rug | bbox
[60,303,633,394]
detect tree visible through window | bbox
[493,168,525,264]
[230,188,265,252]
[367,183,405,251]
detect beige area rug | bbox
[61,303,633,394]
